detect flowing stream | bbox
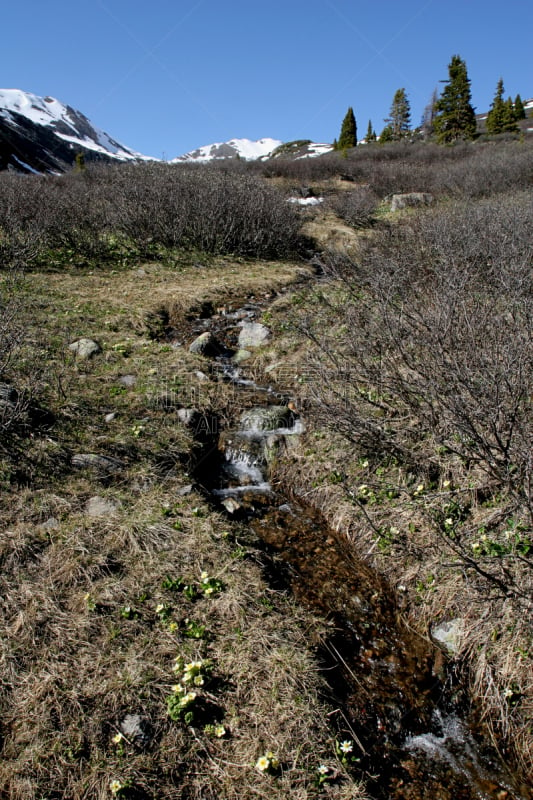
[179,296,531,800]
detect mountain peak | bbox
[171,137,283,163]
[0,88,152,173]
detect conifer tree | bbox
[486,78,506,134]
[433,55,476,143]
[365,120,377,142]
[486,79,519,134]
[378,124,394,144]
[503,97,519,132]
[514,94,526,120]
[385,88,411,139]
[336,107,357,150]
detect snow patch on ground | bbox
[287,196,324,206]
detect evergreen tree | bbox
[336,107,357,150]
[365,120,377,142]
[378,124,394,144]
[385,88,411,139]
[503,97,519,132]
[486,79,519,134]
[514,94,526,120]
[434,55,476,143]
[486,78,506,134]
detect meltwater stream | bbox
[183,304,531,800]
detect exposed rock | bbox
[104,412,117,423]
[177,408,199,427]
[188,331,223,357]
[68,338,102,359]
[71,453,124,473]
[85,495,119,517]
[176,484,193,496]
[240,405,294,433]
[390,193,433,212]
[118,374,136,387]
[222,497,242,514]
[40,517,60,530]
[238,322,271,348]
[431,618,464,656]
[233,349,252,364]
[119,713,152,748]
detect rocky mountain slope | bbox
[0,88,151,173]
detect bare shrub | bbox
[328,186,379,228]
[94,162,304,258]
[302,191,533,520]
[261,138,533,201]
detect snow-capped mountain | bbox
[0,89,151,173]
[172,137,282,163]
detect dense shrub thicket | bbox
[304,191,533,524]
[0,163,303,266]
[261,138,533,198]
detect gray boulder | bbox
[72,453,124,473]
[188,332,223,357]
[238,322,271,348]
[240,405,293,433]
[68,338,102,359]
[431,618,464,656]
[390,193,433,212]
[85,496,120,517]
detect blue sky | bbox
[3,0,532,158]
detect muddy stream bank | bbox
[171,289,530,800]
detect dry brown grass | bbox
[0,256,369,799]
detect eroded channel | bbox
[177,296,530,800]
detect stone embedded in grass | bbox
[177,408,199,427]
[390,192,433,212]
[233,349,252,364]
[68,338,102,359]
[71,453,124,473]
[188,331,224,357]
[119,713,152,748]
[238,322,271,348]
[431,618,464,656]
[85,495,119,517]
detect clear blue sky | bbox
[3,0,532,158]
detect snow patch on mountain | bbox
[0,89,150,162]
[296,143,333,159]
[172,137,282,163]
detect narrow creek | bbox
[176,292,531,800]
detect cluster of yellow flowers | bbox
[255,750,280,773]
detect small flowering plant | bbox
[204,723,227,738]
[199,571,224,597]
[335,738,359,767]
[167,685,198,723]
[111,731,126,756]
[255,750,280,774]
[109,778,133,796]
[315,763,335,787]
[167,656,213,723]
